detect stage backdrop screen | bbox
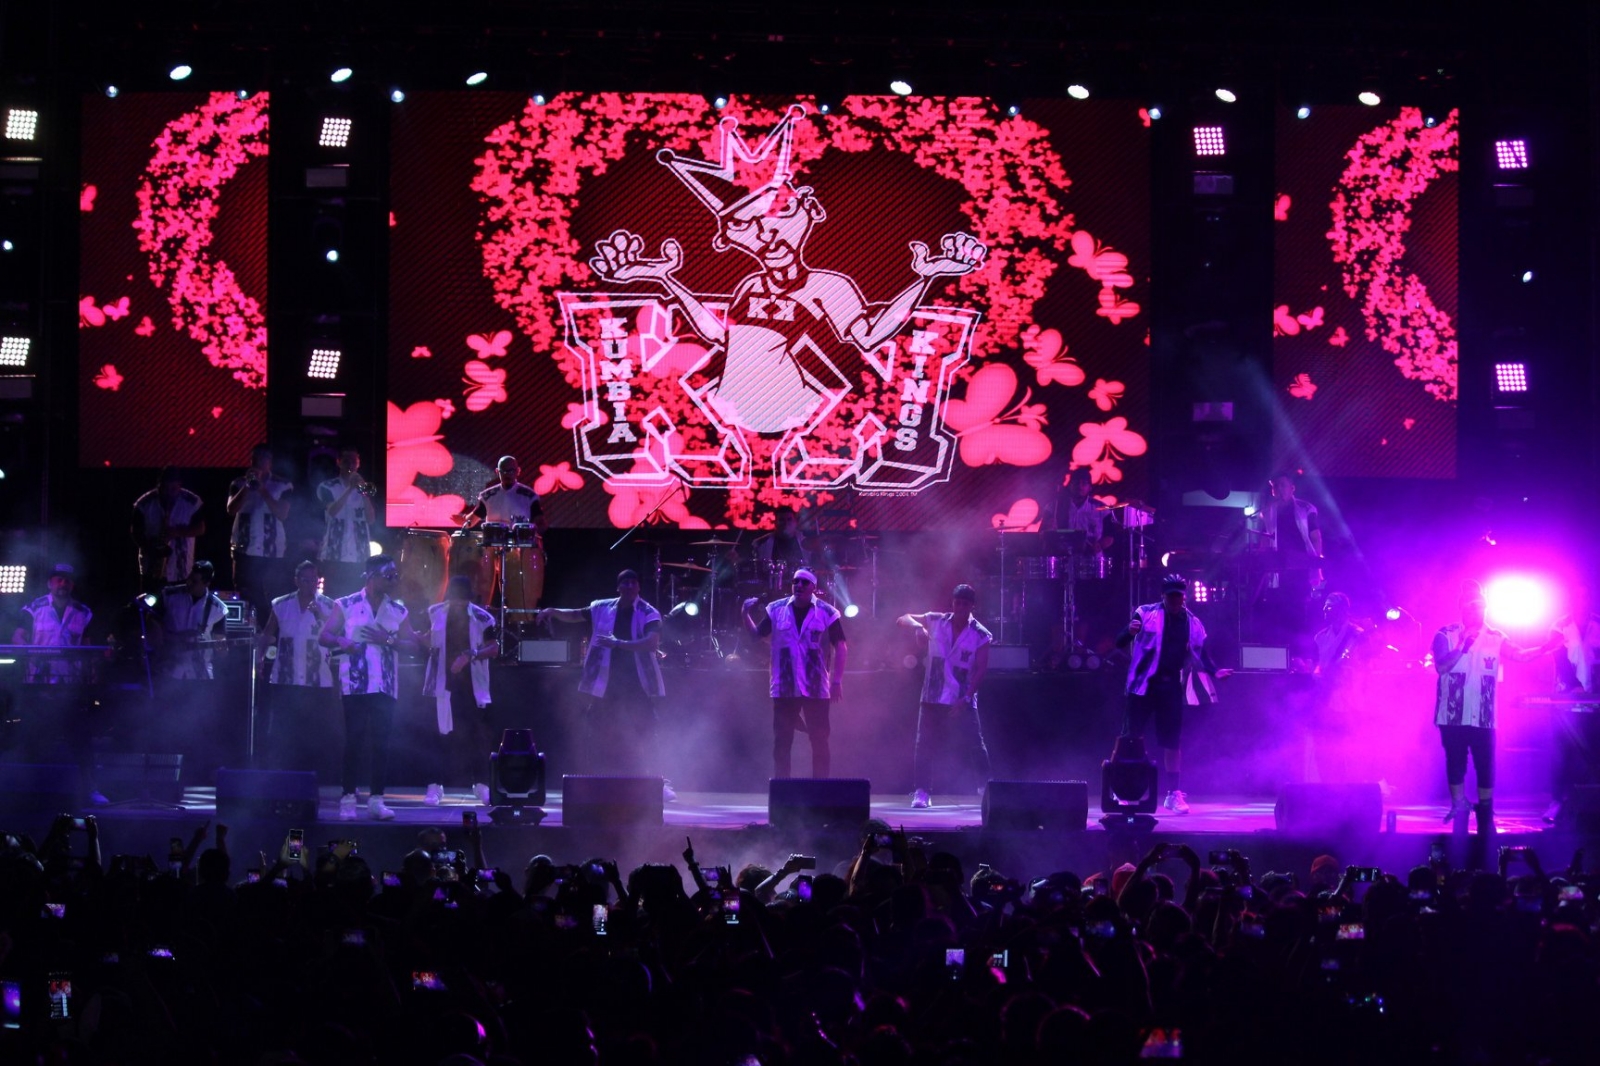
[1273,105,1458,479]
[387,93,1150,531]
[78,91,270,468]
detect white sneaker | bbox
[662,780,678,803]
[368,797,395,821]
[423,783,443,807]
[339,793,359,821]
[1162,789,1190,815]
[473,783,491,805]
[911,789,931,809]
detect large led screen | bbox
[78,92,270,468]
[1273,106,1458,479]
[388,94,1150,530]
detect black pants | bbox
[773,697,831,778]
[232,553,284,625]
[341,692,396,797]
[1440,724,1495,789]
[1126,677,1185,750]
[912,700,991,793]
[440,676,495,788]
[1551,706,1599,801]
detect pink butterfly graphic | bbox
[386,401,453,488]
[101,296,130,321]
[1068,231,1133,288]
[1087,378,1125,412]
[1403,418,1416,430]
[80,185,97,212]
[991,498,1041,532]
[1328,326,1349,347]
[1274,194,1291,221]
[134,316,156,337]
[1138,108,1153,128]
[1272,304,1301,336]
[78,296,106,328]
[562,400,607,429]
[943,364,1052,468]
[466,330,513,359]
[434,398,456,420]
[1287,373,1317,400]
[534,462,584,495]
[1297,306,1323,330]
[93,364,123,391]
[462,361,507,412]
[1070,418,1149,483]
[211,407,223,418]
[1096,288,1141,325]
[388,211,397,228]
[411,345,432,359]
[1021,327,1084,387]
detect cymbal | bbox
[689,538,742,546]
[1119,499,1156,512]
[661,561,712,573]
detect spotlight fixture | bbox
[465,71,489,86]
[4,109,38,141]
[330,67,353,84]
[712,95,728,109]
[1006,104,1021,116]
[0,565,27,594]
[1100,734,1159,830]
[169,64,193,82]
[1423,114,1439,128]
[530,94,546,106]
[1494,362,1529,393]
[1385,607,1403,621]
[817,102,831,114]
[1214,87,1238,103]
[389,88,406,104]
[889,79,912,96]
[1357,90,1382,106]
[1192,125,1227,157]
[843,603,861,619]
[318,117,353,148]
[1521,270,1535,283]
[307,348,342,380]
[1,240,12,252]
[324,249,340,263]
[104,85,120,99]
[0,336,30,367]
[1066,84,1090,100]
[1147,105,1163,121]
[236,90,251,100]
[1295,105,1312,119]
[1494,138,1530,171]
[489,728,547,824]
[1189,580,1210,604]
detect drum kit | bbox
[400,522,545,637]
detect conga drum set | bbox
[400,523,545,640]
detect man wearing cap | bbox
[11,565,103,801]
[1115,575,1232,814]
[744,567,848,779]
[537,570,673,798]
[13,564,93,684]
[320,554,420,821]
[150,561,228,681]
[896,583,993,809]
[256,559,338,773]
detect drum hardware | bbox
[688,537,742,547]
[662,561,712,573]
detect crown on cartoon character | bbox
[656,103,807,218]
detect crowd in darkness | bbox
[2,814,1597,1065]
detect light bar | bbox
[308,348,342,380]
[0,337,29,366]
[1494,362,1529,393]
[0,565,26,594]
[5,109,38,141]
[318,117,352,148]
[1192,125,1227,157]
[1494,138,1529,171]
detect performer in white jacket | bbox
[420,575,500,807]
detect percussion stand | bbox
[997,531,1012,644]
[703,547,725,659]
[1062,545,1081,658]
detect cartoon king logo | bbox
[560,103,987,492]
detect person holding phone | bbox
[896,583,993,809]
[419,575,500,806]
[744,568,848,779]
[1433,583,1560,832]
[537,570,673,801]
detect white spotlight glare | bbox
[236,89,251,100]
[1147,105,1163,121]
[330,67,354,84]
[0,336,30,366]
[324,249,340,263]
[1296,105,1312,120]
[1358,90,1382,107]
[367,541,384,558]
[1067,84,1090,100]
[889,79,912,96]
[105,85,120,99]
[1,240,11,252]
[307,348,342,380]
[0,565,27,594]
[4,109,38,141]
[1215,87,1238,103]
[843,603,861,618]
[318,117,353,148]
[169,64,193,82]
[683,602,699,618]
[465,71,489,86]
[1006,103,1021,116]
[1521,270,1535,283]
[1494,362,1529,393]
[1483,574,1554,630]
[531,94,546,106]
[712,95,728,109]
[390,88,406,104]
[818,102,831,114]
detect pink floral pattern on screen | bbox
[1326,107,1458,402]
[133,91,270,388]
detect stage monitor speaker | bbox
[987,645,1031,672]
[1274,782,1383,837]
[0,763,80,814]
[768,778,871,832]
[561,775,663,830]
[982,780,1089,831]
[518,639,570,664]
[215,769,318,824]
[95,753,183,805]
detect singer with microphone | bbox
[317,446,378,596]
[257,560,338,773]
[226,444,292,623]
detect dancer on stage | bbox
[421,575,500,807]
[1114,575,1231,814]
[896,583,992,809]
[743,568,848,779]
[1433,584,1560,832]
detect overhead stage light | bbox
[1495,138,1530,171]
[4,109,38,141]
[324,249,340,263]
[1147,106,1163,121]
[1484,574,1553,630]
[307,348,342,380]
[169,64,193,82]
[531,94,546,106]
[104,85,120,99]
[1358,90,1382,106]
[0,566,26,594]
[1215,88,1237,103]
[389,88,406,104]
[318,117,352,148]
[1067,84,1090,100]
[330,67,354,84]
[1494,362,1529,393]
[1192,125,1227,157]
[0,337,30,367]
[1296,105,1312,119]
[889,79,912,96]
[465,71,488,86]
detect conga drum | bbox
[503,526,546,612]
[400,528,450,607]
[449,529,495,606]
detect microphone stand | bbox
[608,482,686,612]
